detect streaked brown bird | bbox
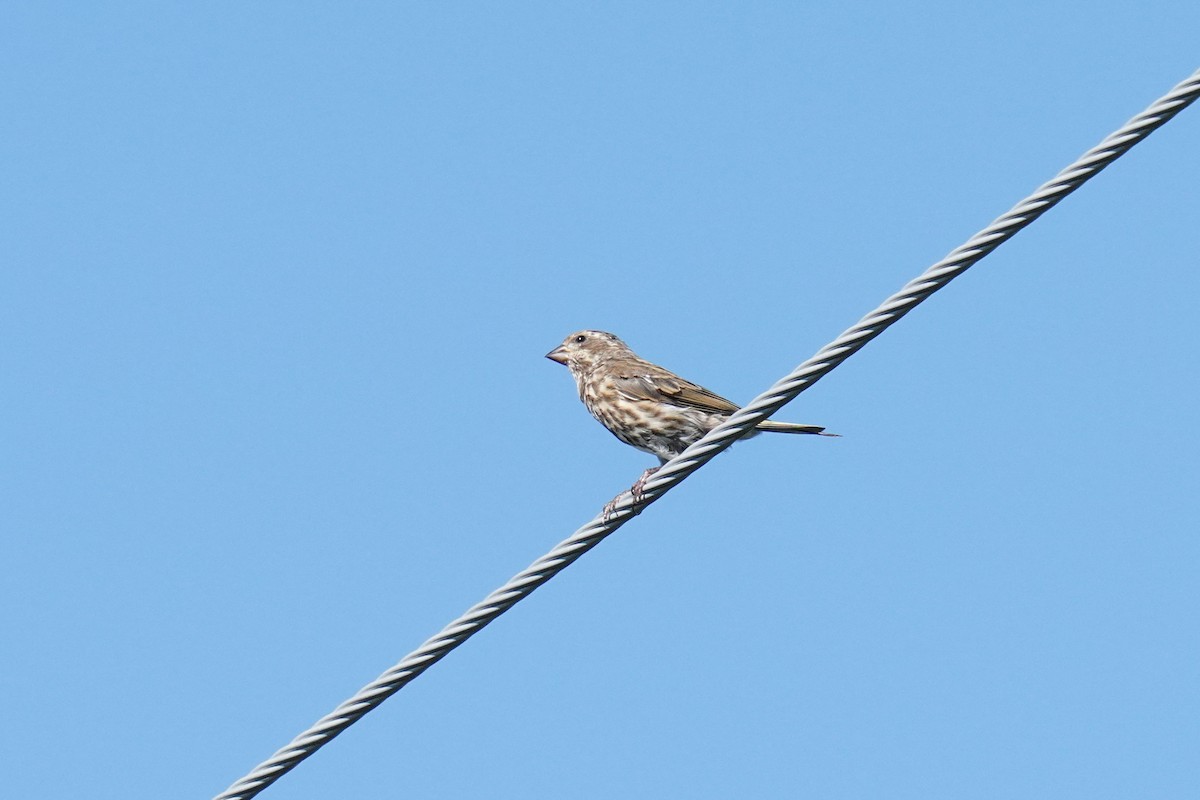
[546,330,836,505]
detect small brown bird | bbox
[546,330,835,503]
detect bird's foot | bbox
[630,466,660,507]
[601,466,661,523]
[602,495,622,523]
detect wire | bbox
[213,67,1200,800]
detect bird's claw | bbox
[601,496,622,523]
[630,466,659,506]
[601,466,661,523]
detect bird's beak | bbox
[545,345,569,365]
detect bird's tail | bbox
[755,421,840,437]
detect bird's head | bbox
[546,330,630,371]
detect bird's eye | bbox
[574,335,587,343]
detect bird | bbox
[546,330,836,509]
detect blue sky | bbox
[3,4,1198,798]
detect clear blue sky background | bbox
[3,4,1197,798]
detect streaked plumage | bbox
[546,331,835,497]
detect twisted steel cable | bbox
[214,68,1200,800]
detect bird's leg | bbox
[601,495,622,522]
[601,466,661,522]
[630,466,660,506]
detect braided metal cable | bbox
[214,68,1200,800]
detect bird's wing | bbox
[612,368,739,413]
